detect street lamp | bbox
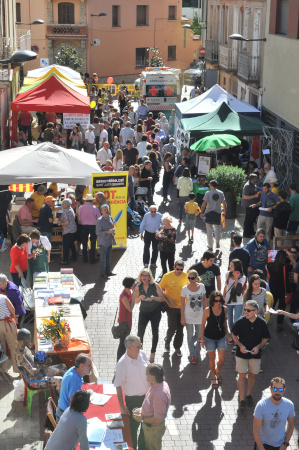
[90,13,107,74]
[16,19,44,25]
[182,24,191,49]
[0,50,37,65]
[229,33,266,42]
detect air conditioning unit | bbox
[92,39,101,46]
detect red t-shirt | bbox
[145,118,156,132]
[10,245,28,273]
[118,289,132,328]
[20,111,33,126]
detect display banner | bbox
[92,172,128,249]
[63,113,90,130]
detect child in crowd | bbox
[113,149,123,171]
[102,160,114,171]
[184,192,201,242]
[136,195,148,216]
[112,136,120,155]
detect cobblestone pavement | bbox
[0,178,299,449]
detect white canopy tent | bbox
[0,142,102,185]
[176,84,260,119]
[26,64,82,80]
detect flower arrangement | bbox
[38,310,71,348]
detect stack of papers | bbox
[87,417,107,446]
[87,390,111,406]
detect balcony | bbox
[46,24,87,39]
[0,38,12,83]
[219,45,237,71]
[205,40,219,62]
[16,29,31,51]
[237,52,260,82]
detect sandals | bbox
[149,353,155,363]
[211,378,218,389]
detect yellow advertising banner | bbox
[92,172,128,249]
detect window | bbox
[223,76,226,85]
[112,5,120,27]
[278,0,289,34]
[137,5,148,26]
[168,6,176,20]
[58,2,75,24]
[136,48,149,67]
[168,45,176,60]
[16,3,21,23]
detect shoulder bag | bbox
[111,307,130,339]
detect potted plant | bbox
[206,165,246,219]
[38,309,71,349]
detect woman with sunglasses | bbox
[201,291,229,388]
[181,270,207,364]
[223,259,246,341]
[133,268,164,363]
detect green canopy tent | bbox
[181,102,265,139]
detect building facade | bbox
[17,0,200,79]
[262,0,299,180]
[1,0,31,150]
[205,0,266,107]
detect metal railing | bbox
[219,44,237,70]
[237,52,260,82]
[205,40,219,62]
[16,29,31,51]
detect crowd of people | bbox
[1,94,299,450]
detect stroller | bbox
[127,205,142,227]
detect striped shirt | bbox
[0,294,10,319]
[251,288,267,316]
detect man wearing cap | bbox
[37,196,55,243]
[242,174,260,238]
[78,194,100,264]
[136,99,149,120]
[120,122,136,148]
[84,125,96,154]
[97,142,112,167]
[30,185,47,219]
[162,137,177,163]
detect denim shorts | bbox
[204,336,227,352]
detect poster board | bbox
[63,113,90,130]
[92,172,128,249]
[197,154,212,175]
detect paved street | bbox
[0,179,299,449]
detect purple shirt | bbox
[141,381,171,421]
[0,281,25,315]
[78,202,100,225]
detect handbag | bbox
[111,307,130,339]
[283,266,293,305]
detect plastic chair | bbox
[0,354,10,383]
[19,372,49,417]
[46,397,57,430]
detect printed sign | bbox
[92,173,128,249]
[40,58,49,67]
[63,113,90,130]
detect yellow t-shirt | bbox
[185,201,200,215]
[49,183,58,195]
[159,271,188,308]
[30,191,45,218]
[83,186,89,199]
[271,187,279,195]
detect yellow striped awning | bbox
[9,183,34,192]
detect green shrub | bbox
[206,165,246,203]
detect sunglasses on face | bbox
[188,276,196,280]
[214,299,221,303]
[272,387,284,392]
[244,308,255,312]
[175,268,183,271]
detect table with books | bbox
[33,269,92,369]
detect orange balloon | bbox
[107,77,113,85]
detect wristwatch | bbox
[283,442,289,447]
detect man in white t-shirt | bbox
[137,134,148,161]
[97,142,112,166]
[99,123,108,148]
[120,122,136,148]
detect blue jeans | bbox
[185,323,200,357]
[179,196,189,220]
[11,270,27,287]
[56,405,64,424]
[99,244,112,275]
[85,142,95,154]
[227,304,243,332]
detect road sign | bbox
[199,47,205,57]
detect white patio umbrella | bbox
[0,142,102,185]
